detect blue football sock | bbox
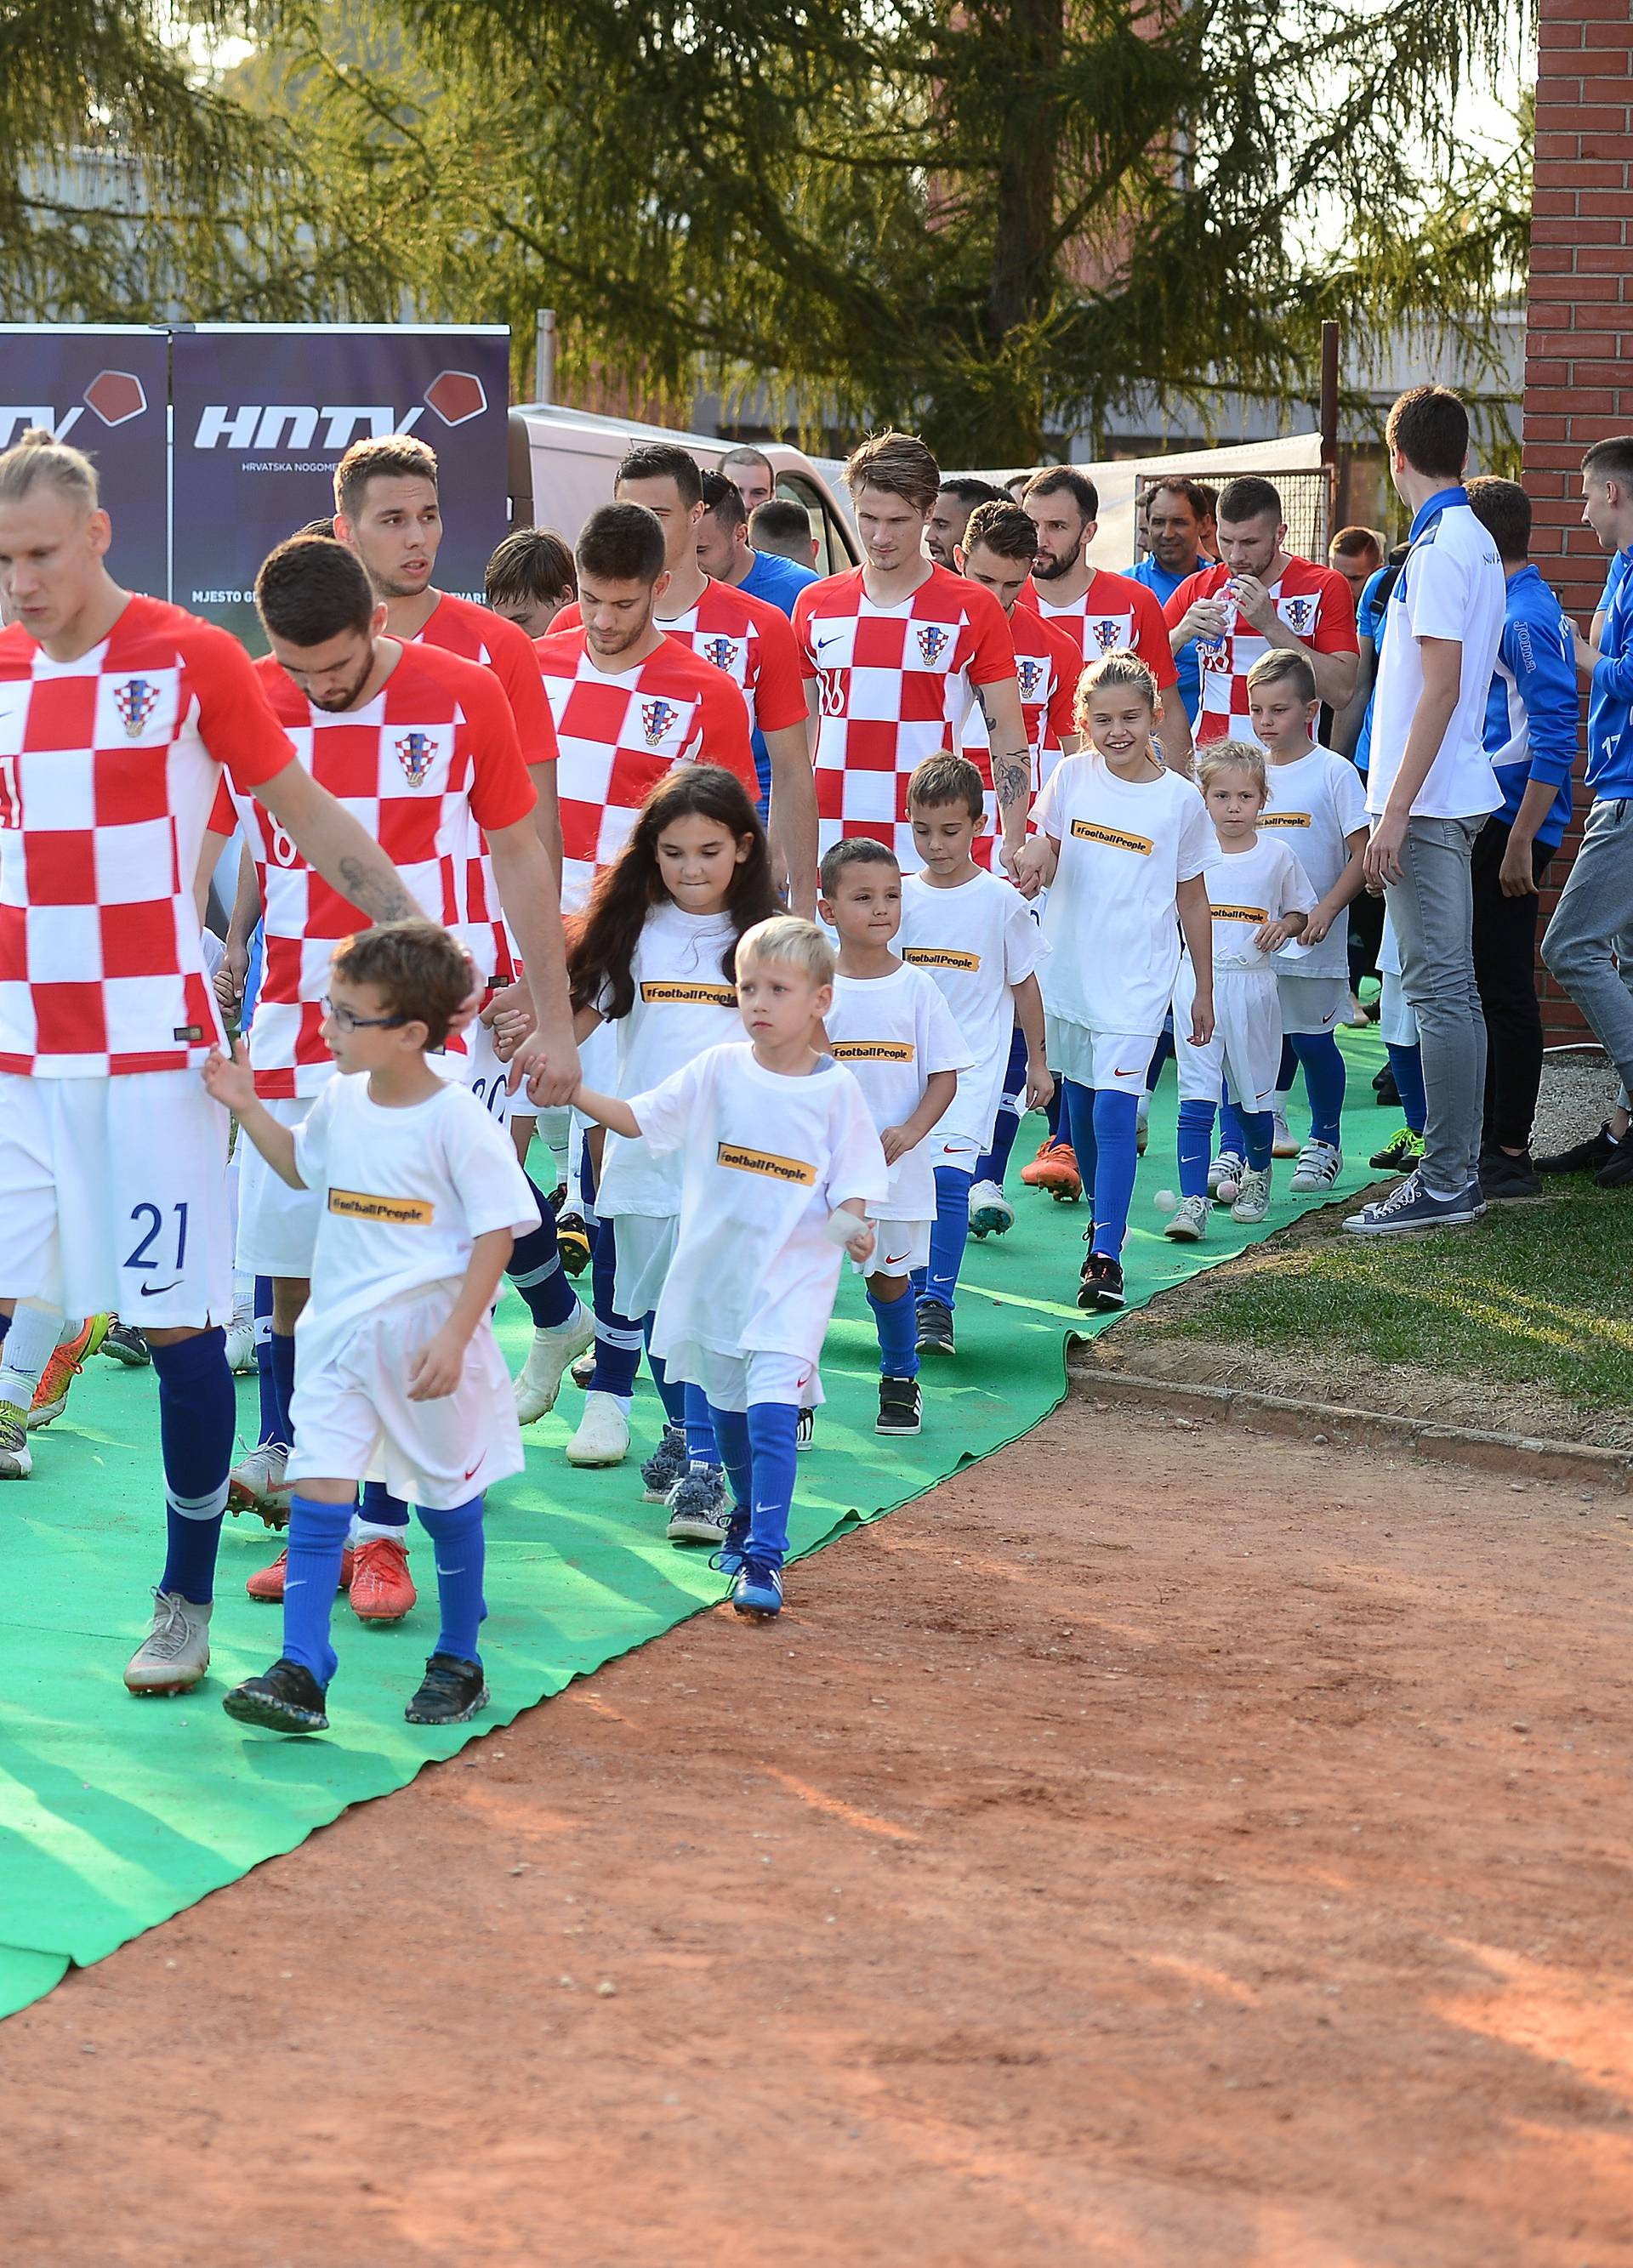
[253,1277,280,1448]
[281,1492,355,1685]
[678,1384,719,1467]
[509,1177,578,1328]
[745,1401,799,1568]
[1241,1109,1274,1173]
[912,1164,973,1310]
[1044,1082,1064,1144]
[1218,1098,1248,1156]
[588,1219,641,1401]
[645,1334,688,1429]
[1061,1077,1096,1194]
[1065,1085,1139,1258]
[868,1284,919,1379]
[1385,1042,1427,1135]
[1145,1030,1175,1090]
[153,1328,235,1604]
[1290,1030,1346,1147]
[267,1327,297,1452]
[0,1315,7,1353]
[708,1401,753,1520]
[418,1495,487,1666]
[1277,1037,1299,1094]
[1176,1097,1216,1199]
[358,1478,409,1533]
[976,1026,1028,1183]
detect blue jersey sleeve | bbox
[1508,605,1579,790]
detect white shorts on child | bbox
[287,1281,525,1511]
[1044,1015,1158,1096]
[0,1068,233,1328]
[1380,970,1419,1049]
[1274,970,1349,1037]
[670,1344,820,1413]
[1175,963,1283,1111]
[236,1095,320,1277]
[609,1210,678,1320]
[853,1217,931,1277]
[923,1131,980,1173]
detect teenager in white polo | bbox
[1348,386,1505,1235]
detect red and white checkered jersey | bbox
[534,627,756,913]
[555,580,806,738]
[239,643,535,1098]
[413,590,559,984]
[1162,559,1358,747]
[1025,566,1179,691]
[0,594,293,1077]
[792,563,1016,871]
[959,599,1082,866]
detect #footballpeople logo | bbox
[1016,657,1046,702]
[701,636,738,673]
[917,626,949,666]
[114,678,161,740]
[394,731,435,787]
[640,698,679,747]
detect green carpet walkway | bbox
[0,1034,1389,2018]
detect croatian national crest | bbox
[701,636,738,674]
[1090,617,1122,653]
[1281,594,1317,635]
[641,698,680,747]
[1016,657,1047,702]
[114,678,161,740]
[917,626,949,667]
[395,731,435,787]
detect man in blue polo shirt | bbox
[697,469,817,614]
[1348,384,1505,1235]
[1539,433,1633,1192]
[1130,476,1213,725]
[1464,478,1578,1201]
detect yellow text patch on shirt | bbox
[1258,811,1312,829]
[1210,902,1271,925]
[901,946,981,971]
[716,1141,817,1187]
[639,981,739,1006]
[1070,820,1153,855]
[831,1040,916,1062]
[327,1188,435,1226]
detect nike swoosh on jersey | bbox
[138,1280,181,1297]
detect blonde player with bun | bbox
[555,914,888,1622]
[1014,650,1215,1311]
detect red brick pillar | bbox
[1521,0,1633,1043]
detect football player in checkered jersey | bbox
[792,430,1034,880]
[550,443,820,915]
[956,500,1084,835]
[1021,468,1192,776]
[0,430,424,1697]
[1164,476,1360,750]
[215,537,584,1622]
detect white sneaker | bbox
[224,1320,258,1375]
[1163,1193,1209,1243]
[228,1441,292,1524]
[566,1390,629,1467]
[515,1303,597,1424]
[124,1589,212,1695]
[1231,1165,1273,1224]
[1208,1150,1245,1202]
[1289,1139,1342,1194]
[0,1398,33,1480]
[1271,1112,1298,1159]
[968,1178,1015,1239]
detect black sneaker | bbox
[1372,1063,1400,1106]
[552,1207,592,1276]
[222,1657,328,1734]
[876,1375,922,1435]
[101,1319,151,1367]
[1078,1252,1125,1311]
[405,1652,489,1725]
[795,1407,815,1453]
[914,1298,956,1356]
[1480,1150,1544,1202]
[1535,1123,1617,1177]
[1597,1137,1633,1190]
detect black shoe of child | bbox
[223,1657,329,1734]
[1534,1123,1617,1177]
[1596,1134,1633,1190]
[876,1375,923,1435]
[914,1299,956,1356]
[552,1208,593,1276]
[1078,1252,1126,1312]
[405,1652,489,1725]
[1479,1149,1544,1202]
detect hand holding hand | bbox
[515,1028,582,1108]
[202,1037,256,1114]
[1255,916,1297,952]
[1302,905,1334,946]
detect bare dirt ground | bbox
[3,1398,1631,2268]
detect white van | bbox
[507,404,859,573]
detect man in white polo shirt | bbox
[1348,385,1505,1234]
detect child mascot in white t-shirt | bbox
[561,915,889,1621]
[206,920,539,1734]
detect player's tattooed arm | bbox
[981,678,1033,872]
[257,760,426,924]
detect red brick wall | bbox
[1522,0,1633,1043]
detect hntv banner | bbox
[0,326,170,596]
[170,325,511,645]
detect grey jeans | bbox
[1541,796,1633,1113]
[1385,814,1486,1195]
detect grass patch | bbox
[1126,1181,1633,1419]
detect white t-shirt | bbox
[1368,495,1505,820]
[897,868,1046,1150]
[631,1042,890,1368]
[595,902,743,1219]
[1200,834,1318,971]
[293,1075,539,1354]
[827,962,976,1220]
[1261,746,1368,981]
[1033,752,1213,1037]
